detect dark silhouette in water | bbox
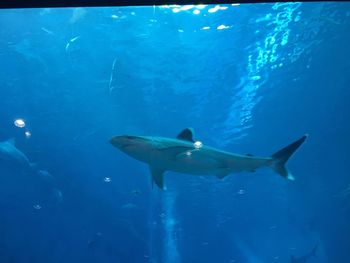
[291,245,317,263]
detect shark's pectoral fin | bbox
[216,170,230,179]
[150,166,166,189]
[159,146,191,160]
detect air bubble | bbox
[14,119,25,128]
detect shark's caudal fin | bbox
[271,134,308,180]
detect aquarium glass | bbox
[0,2,350,262]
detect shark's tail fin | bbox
[271,134,308,180]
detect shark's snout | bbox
[110,136,128,149]
[110,135,142,149]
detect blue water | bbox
[0,2,350,262]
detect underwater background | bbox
[0,2,350,262]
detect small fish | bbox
[70,36,80,42]
[41,27,54,35]
[65,36,80,52]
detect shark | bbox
[291,245,317,263]
[0,138,35,171]
[0,138,64,203]
[110,128,307,189]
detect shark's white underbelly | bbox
[148,148,248,175]
[124,142,271,176]
[139,148,219,174]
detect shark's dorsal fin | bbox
[150,166,165,189]
[176,128,195,142]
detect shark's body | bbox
[0,138,63,203]
[0,138,33,170]
[110,128,307,189]
[291,245,317,263]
